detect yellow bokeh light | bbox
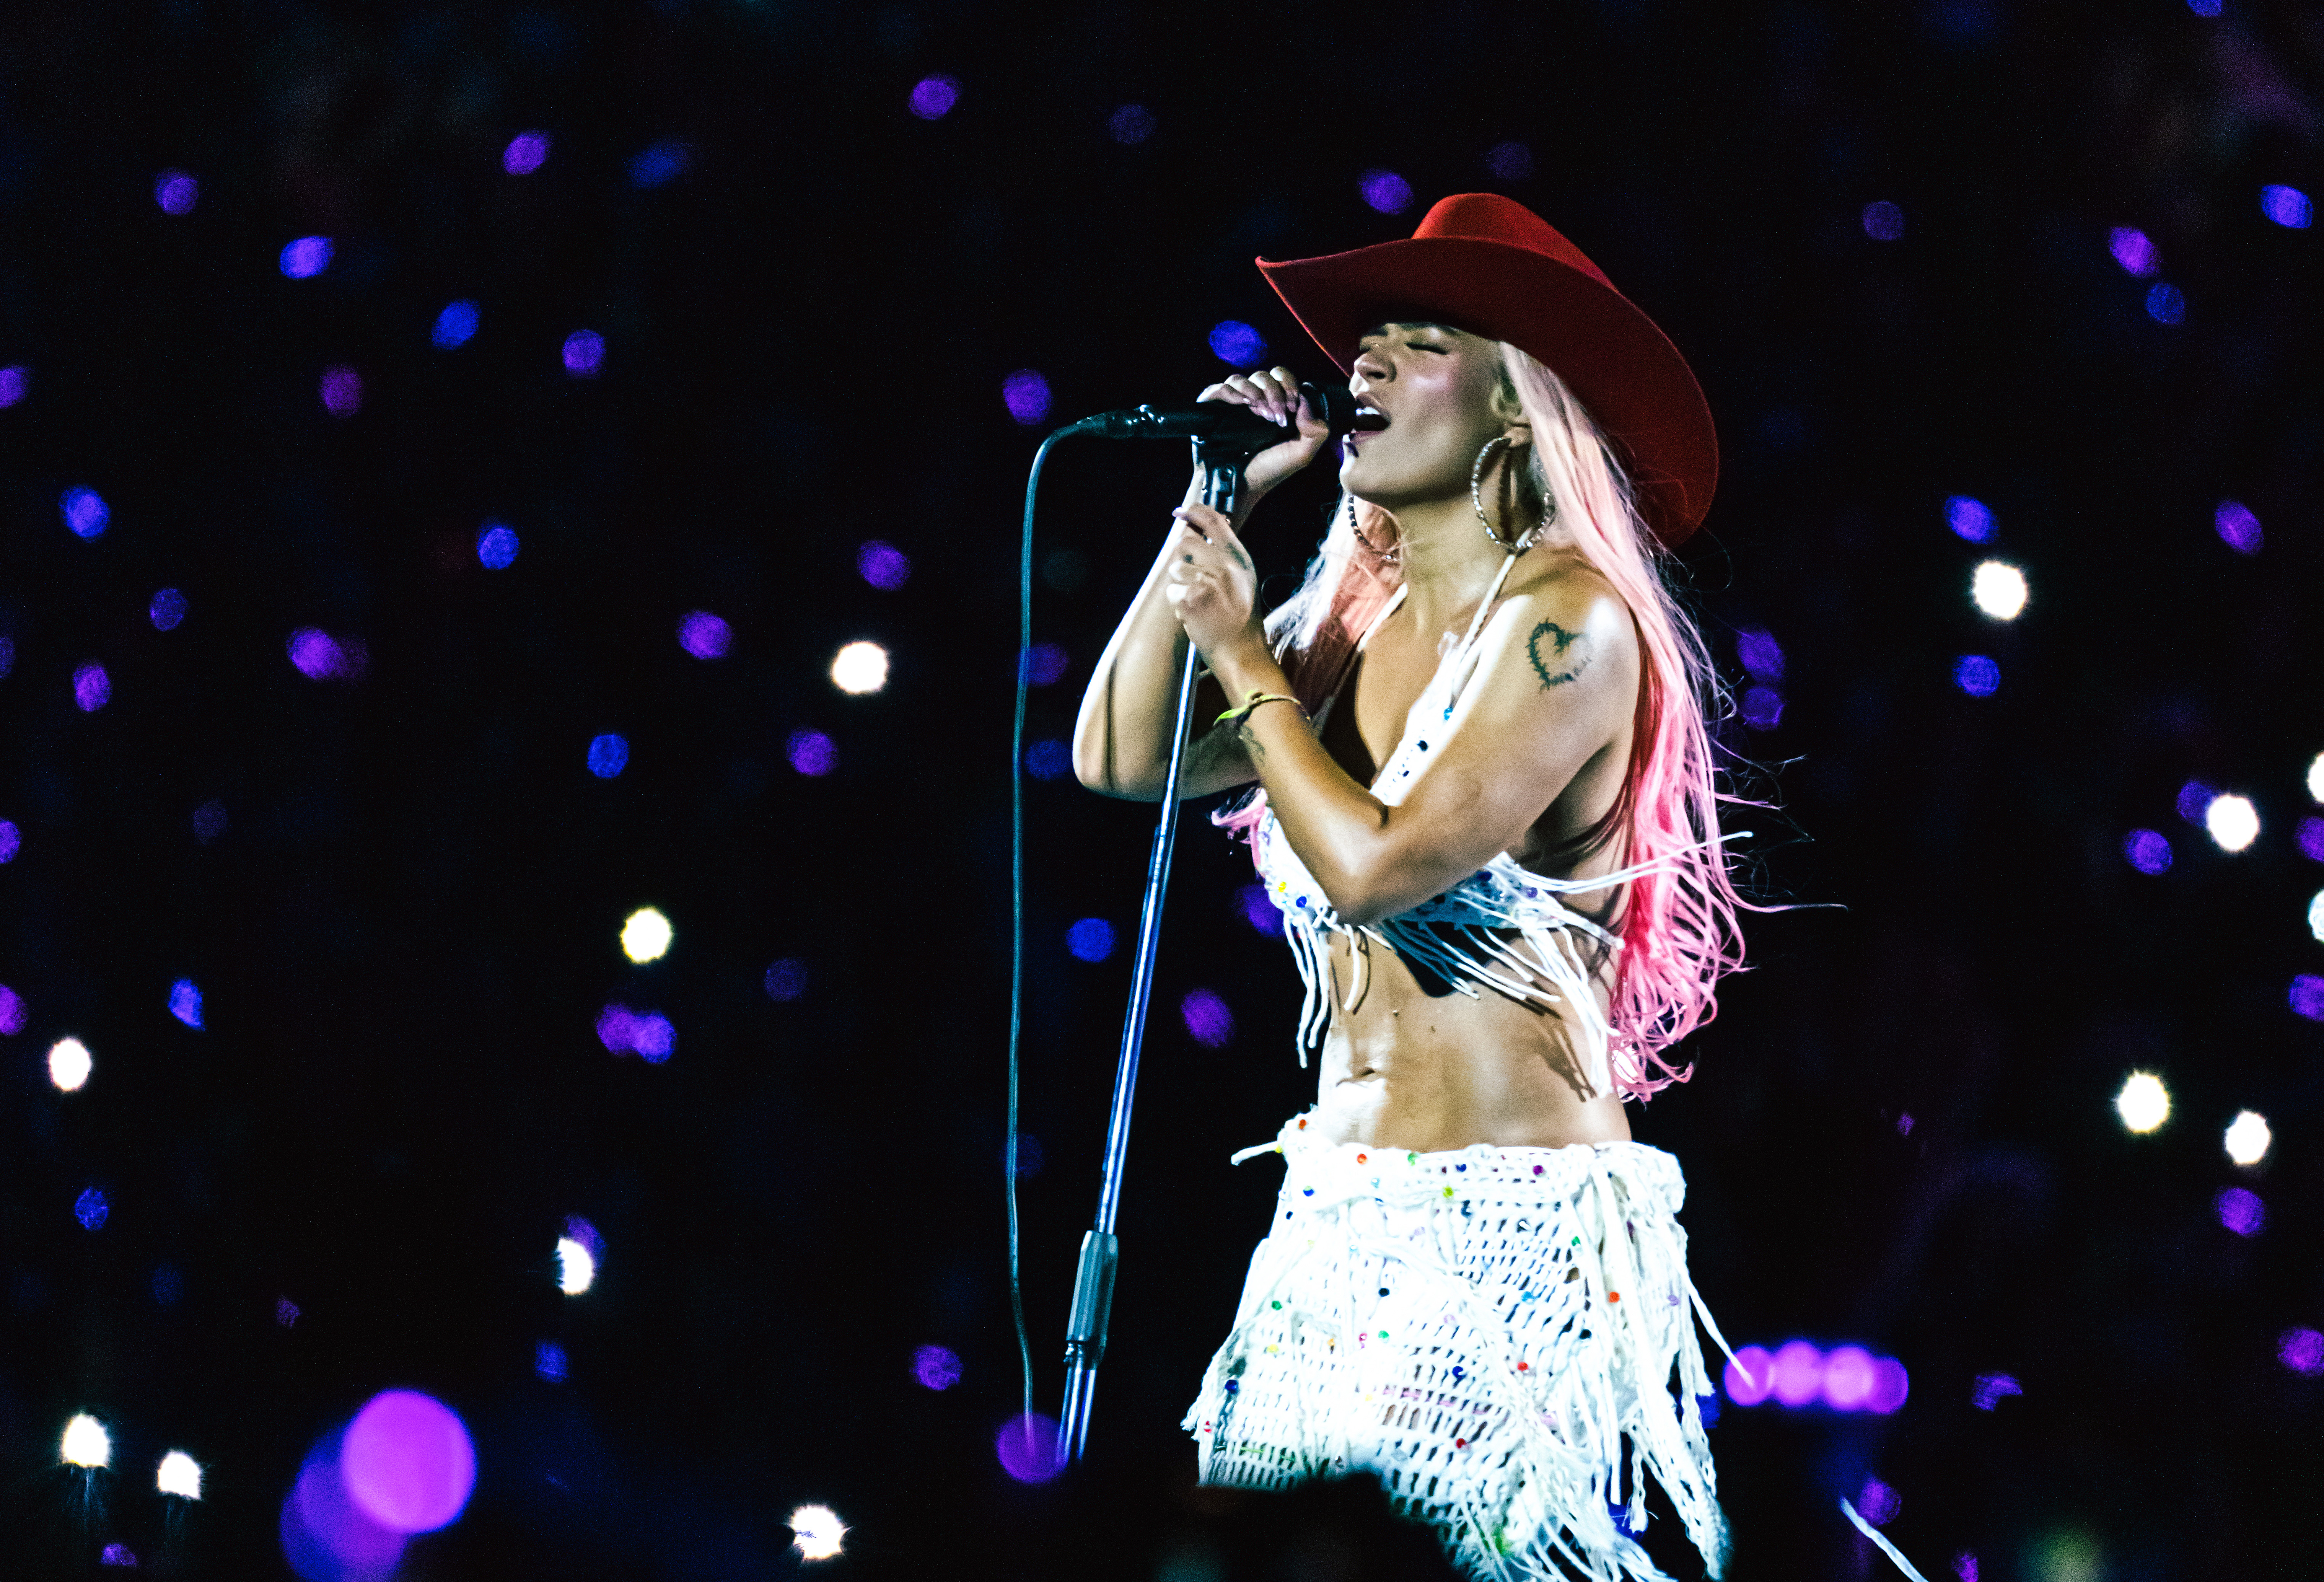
[2116,1071,2170,1134]
[2205,793,2258,853]
[61,1414,111,1468]
[1970,560,2028,621]
[49,1038,92,1092]
[620,907,672,965]
[830,641,889,695]
[789,1504,847,1561]
[2224,1110,2271,1167]
[156,1451,203,1499]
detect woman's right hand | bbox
[1196,365,1335,499]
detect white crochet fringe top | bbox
[1240,552,1681,1096]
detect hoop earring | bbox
[1471,436,1537,552]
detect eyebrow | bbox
[1360,321,1457,338]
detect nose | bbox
[1350,342,1390,384]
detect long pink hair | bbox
[1249,345,1747,1099]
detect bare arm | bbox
[1071,369,1334,801]
[1171,509,1638,924]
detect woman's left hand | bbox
[1163,505,1268,675]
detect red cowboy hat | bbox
[1257,192,1718,546]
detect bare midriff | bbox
[1308,927,1633,1154]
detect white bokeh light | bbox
[61,1414,111,1468]
[1970,560,2028,621]
[620,906,672,965]
[156,1450,203,1499]
[2225,1110,2272,1167]
[2308,751,2324,803]
[49,1038,92,1092]
[556,1236,596,1295]
[830,640,889,695]
[2309,891,2324,945]
[789,1504,847,1561]
[2116,1071,2170,1134]
[2205,793,2259,853]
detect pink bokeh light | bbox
[341,1390,477,1534]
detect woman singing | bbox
[1073,194,1745,1580]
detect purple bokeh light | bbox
[75,1188,109,1230]
[0,822,19,864]
[432,300,480,349]
[2145,283,2186,325]
[1971,1372,2022,1410]
[1108,104,1156,144]
[1024,740,1070,780]
[1820,1345,1875,1409]
[995,1413,1063,1483]
[101,1543,137,1566]
[1066,918,1115,962]
[1861,201,1905,241]
[2215,1186,2265,1237]
[319,365,363,417]
[1002,369,1051,426]
[2260,184,2313,229]
[2107,226,2158,277]
[169,979,204,1030]
[2292,975,2324,1023]
[1209,320,1266,367]
[0,366,24,406]
[909,76,959,119]
[1868,1356,1910,1413]
[1238,883,1278,935]
[913,1344,963,1390]
[74,664,111,712]
[1953,655,1999,697]
[2297,817,2324,863]
[1724,1346,1773,1405]
[1360,169,1414,215]
[155,169,199,214]
[341,1391,476,1534]
[282,1430,404,1582]
[586,733,628,778]
[677,611,732,660]
[2280,1327,2324,1376]
[1736,627,1785,682]
[857,540,910,588]
[1022,643,1068,686]
[1725,1341,1907,1413]
[151,588,188,630]
[0,984,23,1035]
[287,629,361,681]
[2175,780,2215,823]
[502,131,551,175]
[563,1215,602,1259]
[1956,1552,1980,1581]
[629,140,691,188]
[2122,830,2172,875]
[764,958,809,1001]
[595,1004,675,1063]
[787,729,837,777]
[476,522,518,569]
[62,487,110,539]
[562,330,604,377]
[1857,1478,1902,1525]
[280,236,333,279]
[2215,500,2262,555]
[1181,988,1235,1048]
[1485,141,1534,180]
[1769,1340,1822,1406]
[1739,687,1785,731]
[1944,495,1995,542]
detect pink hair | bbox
[1240,345,1747,1099]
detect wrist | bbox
[1210,634,1286,700]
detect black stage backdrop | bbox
[0,2,2319,1578]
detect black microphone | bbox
[1060,383,1355,447]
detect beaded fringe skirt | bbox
[1182,1115,1731,1581]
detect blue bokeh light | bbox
[764,958,809,1002]
[1237,884,1278,934]
[2215,501,2262,555]
[432,301,480,349]
[1024,740,1071,780]
[2260,185,2312,229]
[1736,627,1785,682]
[279,236,333,278]
[1208,320,1267,368]
[587,734,629,778]
[0,822,18,864]
[476,522,519,569]
[910,76,959,119]
[1003,369,1051,426]
[562,330,604,377]
[913,1344,963,1390]
[2122,830,2171,875]
[629,141,691,188]
[1739,687,1785,731]
[1861,201,1905,241]
[534,1342,568,1381]
[1485,141,1534,180]
[1953,655,2000,697]
[1944,495,1995,542]
[787,730,836,776]
[1066,918,1116,962]
[150,588,188,630]
[1021,643,1068,686]
[62,487,110,539]
[1360,169,1413,215]
[169,979,204,1029]
[2145,283,2186,325]
[858,540,911,589]
[155,170,199,214]
[502,131,550,175]
[1108,104,1156,144]
[75,1188,109,1231]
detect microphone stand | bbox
[1058,437,1249,1465]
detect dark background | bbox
[1,0,2320,1577]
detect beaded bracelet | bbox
[1216,691,1305,727]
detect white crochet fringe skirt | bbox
[1183,1114,1731,1581]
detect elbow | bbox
[1319,868,1397,929]
[1071,735,1160,801]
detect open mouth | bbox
[1348,405,1389,440]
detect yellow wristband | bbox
[1216,691,1305,727]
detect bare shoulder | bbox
[1487,557,1640,697]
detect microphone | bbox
[1060,383,1355,448]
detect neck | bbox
[1378,495,1520,641]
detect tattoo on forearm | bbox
[1526,621,1592,689]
